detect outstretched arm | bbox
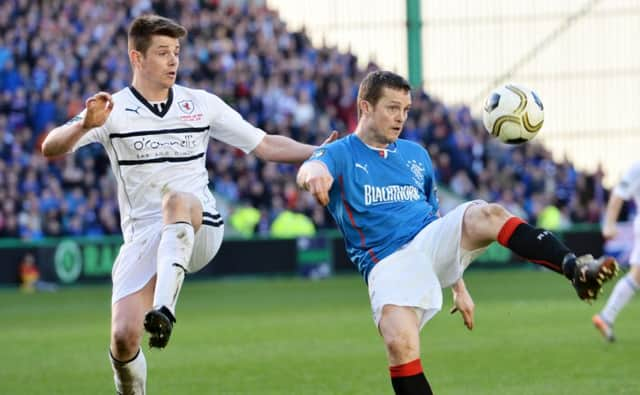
[297,160,334,206]
[253,131,338,163]
[450,278,475,330]
[602,193,624,240]
[42,92,113,157]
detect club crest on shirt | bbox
[311,149,325,159]
[178,100,195,114]
[406,160,425,187]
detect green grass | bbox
[1,270,638,394]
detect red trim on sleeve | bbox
[389,358,423,378]
[497,217,525,246]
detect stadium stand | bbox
[0,0,608,240]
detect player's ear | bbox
[129,49,142,69]
[358,99,371,117]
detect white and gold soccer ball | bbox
[482,84,544,144]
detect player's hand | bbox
[320,131,339,146]
[602,222,618,240]
[305,174,334,206]
[450,286,475,330]
[83,92,113,130]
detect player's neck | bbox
[354,129,389,149]
[131,78,170,102]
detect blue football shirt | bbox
[307,134,439,281]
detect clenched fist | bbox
[83,92,114,130]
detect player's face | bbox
[366,87,411,146]
[134,35,180,89]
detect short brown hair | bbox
[128,15,187,54]
[357,71,411,118]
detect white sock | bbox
[110,349,146,395]
[600,272,639,324]
[153,222,195,317]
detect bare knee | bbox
[467,202,510,228]
[462,203,513,249]
[481,203,511,221]
[383,330,418,363]
[161,191,202,228]
[161,191,188,214]
[630,265,640,284]
[111,321,142,360]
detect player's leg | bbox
[594,249,640,341]
[368,245,441,395]
[110,277,155,395]
[461,202,618,300]
[187,217,224,273]
[379,305,433,395]
[461,202,572,269]
[145,191,203,348]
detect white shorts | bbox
[111,203,224,305]
[367,201,488,330]
[632,219,640,266]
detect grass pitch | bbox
[1,270,638,394]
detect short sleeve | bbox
[204,92,266,153]
[613,162,640,200]
[70,109,109,152]
[305,144,339,178]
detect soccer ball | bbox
[482,84,544,144]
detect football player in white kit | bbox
[41,14,336,395]
[592,161,640,342]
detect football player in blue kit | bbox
[297,70,619,395]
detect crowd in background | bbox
[0,0,613,240]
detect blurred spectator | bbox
[0,0,609,239]
[229,205,260,238]
[18,253,57,293]
[270,209,316,238]
[537,199,571,231]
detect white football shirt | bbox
[71,84,266,233]
[613,161,640,208]
[613,161,640,232]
